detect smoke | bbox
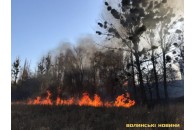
[166,0,184,16]
[75,35,98,67]
[54,42,72,54]
[39,35,98,68]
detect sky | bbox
[12,0,103,70]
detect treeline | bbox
[11,39,126,101]
[11,0,184,105]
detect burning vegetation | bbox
[11,0,184,107]
[11,0,184,129]
[27,91,135,108]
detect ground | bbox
[11,102,183,130]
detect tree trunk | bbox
[14,77,17,85]
[146,75,152,102]
[163,51,168,101]
[129,52,137,101]
[134,52,147,104]
[151,54,160,101]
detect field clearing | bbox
[11,102,183,130]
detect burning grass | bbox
[27,91,135,108]
[12,102,183,130]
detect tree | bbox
[143,31,160,102]
[91,49,124,98]
[37,57,45,76]
[141,3,183,101]
[36,54,53,93]
[172,19,184,78]
[12,57,20,85]
[96,0,169,104]
[45,53,52,74]
[20,59,30,82]
[156,9,177,101]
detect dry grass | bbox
[12,103,183,130]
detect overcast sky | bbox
[12,0,103,70]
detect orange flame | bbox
[56,97,74,106]
[114,93,135,108]
[78,93,103,107]
[28,91,52,105]
[28,91,135,108]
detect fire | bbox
[56,97,74,106]
[78,93,103,107]
[114,93,135,108]
[28,91,135,108]
[28,91,52,105]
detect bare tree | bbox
[96,0,169,104]
[20,59,31,82]
[12,57,20,85]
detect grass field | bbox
[11,103,184,130]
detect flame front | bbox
[28,91,135,108]
[28,91,52,105]
[114,93,135,108]
[78,93,103,107]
